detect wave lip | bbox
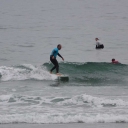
[0,64,56,81]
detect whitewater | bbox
[0,63,128,124]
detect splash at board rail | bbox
[52,73,69,81]
[57,74,69,81]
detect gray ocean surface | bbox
[0,0,128,124]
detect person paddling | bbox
[50,44,64,75]
[111,58,119,64]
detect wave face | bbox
[0,62,128,87]
[0,62,128,86]
[44,62,128,85]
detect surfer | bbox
[50,44,64,75]
[95,38,104,49]
[111,58,119,64]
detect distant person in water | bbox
[50,44,64,75]
[111,58,119,64]
[95,38,104,49]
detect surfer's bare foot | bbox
[50,71,52,74]
[56,73,61,76]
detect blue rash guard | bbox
[51,47,62,59]
[50,48,59,58]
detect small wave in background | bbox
[0,93,128,124]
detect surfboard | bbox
[51,73,69,81]
[57,74,69,81]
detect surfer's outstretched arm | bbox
[58,53,64,61]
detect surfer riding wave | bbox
[50,44,64,75]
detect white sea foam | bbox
[0,93,128,107]
[0,94,57,106]
[0,113,128,124]
[58,94,128,107]
[0,94,12,102]
[0,93,128,124]
[0,64,57,81]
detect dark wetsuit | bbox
[96,44,104,49]
[50,48,62,73]
[96,41,104,49]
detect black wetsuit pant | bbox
[50,56,59,73]
[96,44,104,49]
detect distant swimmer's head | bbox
[95,38,99,41]
[111,58,119,64]
[57,44,62,50]
[112,58,115,62]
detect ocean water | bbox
[0,0,128,124]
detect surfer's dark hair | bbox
[57,44,61,48]
[112,58,115,61]
[95,38,99,40]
